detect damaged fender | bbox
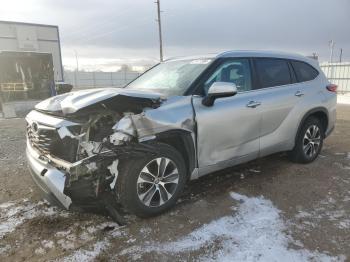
[110,96,196,144]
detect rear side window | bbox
[255,58,292,88]
[291,60,319,82]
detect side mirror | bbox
[202,82,238,106]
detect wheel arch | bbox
[154,129,196,180]
[296,107,329,143]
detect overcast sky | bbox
[0,0,349,70]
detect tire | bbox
[116,143,187,217]
[288,116,324,163]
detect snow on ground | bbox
[0,193,347,261]
[0,199,57,239]
[294,172,350,231]
[120,192,345,262]
[337,94,350,105]
[59,239,110,262]
[0,197,125,260]
[53,221,123,261]
[0,244,10,255]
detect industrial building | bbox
[0,20,64,117]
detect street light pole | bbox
[74,50,79,88]
[329,40,335,63]
[339,48,343,63]
[329,40,335,80]
[155,0,163,62]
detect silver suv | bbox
[26,51,337,219]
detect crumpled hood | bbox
[35,88,164,115]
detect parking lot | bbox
[0,105,349,261]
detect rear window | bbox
[255,58,292,88]
[291,60,319,82]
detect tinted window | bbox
[291,61,319,82]
[255,58,291,88]
[204,59,252,94]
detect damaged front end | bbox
[26,88,196,224]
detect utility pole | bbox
[155,0,163,62]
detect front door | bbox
[192,58,261,171]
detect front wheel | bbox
[288,117,324,163]
[116,143,186,217]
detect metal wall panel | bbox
[0,21,63,82]
[64,71,141,90]
[320,62,350,93]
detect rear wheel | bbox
[289,117,324,163]
[117,143,186,217]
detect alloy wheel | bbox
[137,157,179,207]
[303,125,321,158]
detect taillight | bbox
[326,84,337,92]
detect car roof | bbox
[166,50,319,68]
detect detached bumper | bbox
[26,143,72,209]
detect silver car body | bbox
[25,50,336,209]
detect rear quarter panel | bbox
[259,73,335,157]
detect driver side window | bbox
[204,59,252,94]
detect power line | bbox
[62,9,132,39]
[67,16,151,44]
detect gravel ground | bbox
[0,105,349,261]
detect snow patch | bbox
[0,199,65,239]
[58,238,76,250]
[0,200,55,239]
[295,195,350,230]
[35,247,46,255]
[42,240,55,249]
[59,239,109,262]
[0,202,15,209]
[0,244,10,254]
[121,192,344,261]
[55,229,72,238]
[334,162,350,170]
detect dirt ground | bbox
[0,105,349,261]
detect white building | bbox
[0,20,63,81]
[0,21,63,117]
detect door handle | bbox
[295,91,304,97]
[246,101,261,108]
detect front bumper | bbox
[26,142,72,209]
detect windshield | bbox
[126,58,212,96]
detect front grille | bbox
[27,123,57,154]
[26,122,79,162]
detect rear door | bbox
[290,60,320,98]
[252,58,304,156]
